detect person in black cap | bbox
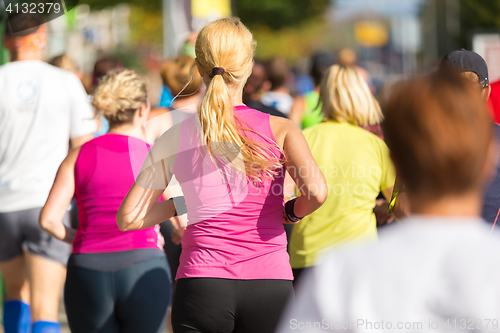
[439,49,491,101]
[439,49,500,229]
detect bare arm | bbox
[374,187,395,225]
[382,187,393,201]
[39,148,80,243]
[270,117,327,221]
[117,182,176,231]
[117,124,182,231]
[283,171,296,202]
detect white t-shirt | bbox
[261,91,293,115]
[277,217,500,332]
[0,60,97,212]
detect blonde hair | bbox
[92,69,147,127]
[49,54,78,75]
[320,65,382,125]
[337,48,357,66]
[195,17,283,183]
[160,55,202,97]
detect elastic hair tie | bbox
[212,67,225,77]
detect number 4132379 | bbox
[6,2,61,14]
[445,319,498,330]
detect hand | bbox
[64,227,77,244]
[171,229,182,245]
[374,199,394,226]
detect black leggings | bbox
[292,267,314,287]
[172,278,294,333]
[64,257,171,333]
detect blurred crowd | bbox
[2,11,500,333]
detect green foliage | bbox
[235,0,330,30]
[112,46,145,73]
[128,5,163,47]
[460,0,500,29]
[77,0,332,62]
[252,19,330,63]
[79,0,161,12]
[79,0,330,31]
[460,0,500,46]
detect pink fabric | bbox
[174,106,292,280]
[72,134,164,253]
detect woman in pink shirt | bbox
[40,69,176,333]
[118,18,327,333]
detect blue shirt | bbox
[482,124,500,226]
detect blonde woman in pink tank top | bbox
[118,18,327,333]
[40,69,175,333]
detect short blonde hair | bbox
[319,65,382,125]
[92,69,147,126]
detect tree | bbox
[79,0,161,12]
[233,0,329,30]
[460,0,500,47]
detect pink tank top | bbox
[174,106,292,280]
[72,134,164,253]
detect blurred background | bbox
[2,0,500,103]
[2,0,500,332]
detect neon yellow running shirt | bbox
[289,121,396,269]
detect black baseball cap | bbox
[5,13,43,37]
[439,49,489,88]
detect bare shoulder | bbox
[149,122,183,175]
[269,116,300,148]
[154,122,182,150]
[59,146,82,172]
[66,146,82,164]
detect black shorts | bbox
[0,207,71,265]
[172,278,294,333]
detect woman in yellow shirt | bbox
[289,65,395,283]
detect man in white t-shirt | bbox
[0,13,96,333]
[277,72,500,332]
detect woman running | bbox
[288,65,396,284]
[40,69,172,333]
[117,17,327,333]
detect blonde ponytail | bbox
[196,18,283,183]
